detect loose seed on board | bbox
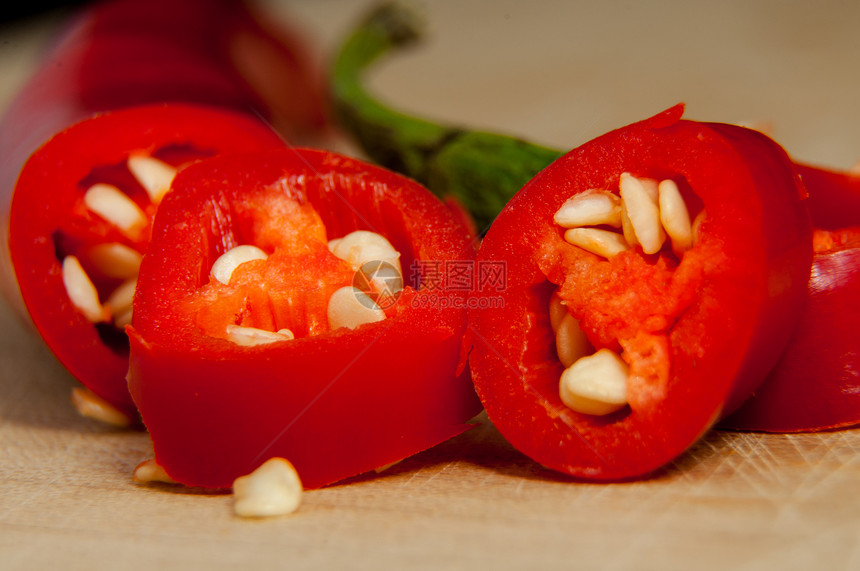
[226,325,294,347]
[563,227,629,259]
[83,183,148,240]
[62,255,108,323]
[70,387,132,427]
[559,348,629,416]
[618,173,665,255]
[127,153,177,204]
[133,459,177,484]
[327,286,386,330]
[658,179,693,255]
[211,245,268,285]
[85,242,142,279]
[233,457,303,518]
[554,190,622,228]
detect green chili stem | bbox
[330,2,564,231]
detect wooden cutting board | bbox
[2,1,859,569]
[2,295,859,570]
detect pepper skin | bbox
[0,0,324,164]
[126,148,482,489]
[720,164,860,432]
[467,106,812,481]
[8,104,286,421]
[2,0,326,306]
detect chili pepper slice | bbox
[1,0,327,423]
[466,106,812,480]
[720,164,860,432]
[1,0,326,304]
[331,4,858,435]
[126,147,482,489]
[8,104,286,422]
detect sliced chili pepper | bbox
[466,106,812,480]
[126,147,482,489]
[720,164,860,432]
[331,4,858,435]
[1,0,327,423]
[8,104,286,422]
[2,0,326,305]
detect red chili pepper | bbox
[720,164,860,432]
[333,4,860,435]
[1,0,326,422]
[126,148,482,489]
[8,104,286,422]
[1,0,325,296]
[0,0,324,156]
[467,106,812,481]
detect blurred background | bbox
[3,0,860,170]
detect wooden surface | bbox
[2,1,860,569]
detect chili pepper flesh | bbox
[468,107,812,481]
[185,191,400,344]
[127,148,482,489]
[546,173,710,417]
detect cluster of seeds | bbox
[62,153,177,330]
[327,230,403,328]
[551,172,701,416]
[60,153,179,425]
[553,172,701,259]
[209,229,403,346]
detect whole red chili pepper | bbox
[1,0,326,423]
[126,148,482,489]
[720,164,860,432]
[467,106,812,481]
[0,0,324,159]
[8,104,286,423]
